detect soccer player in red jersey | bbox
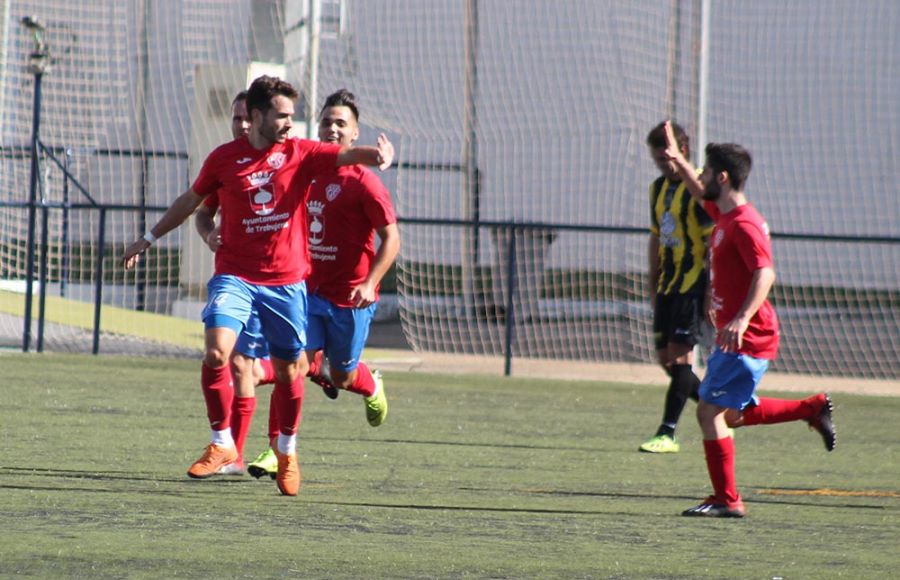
[120,76,393,496]
[661,122,836,518]
[193,90,279,477]
[240,89,400,478]
[302,88,399,419]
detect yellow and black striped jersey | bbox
[649,176,714,295]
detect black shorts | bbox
[653,293,704,351]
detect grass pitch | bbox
[0,354,897,578]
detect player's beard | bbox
[702,179,722,201]
[260,123,288,145]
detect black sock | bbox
[655,424,676,438]
[660,364,699,432]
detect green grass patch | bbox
[0,290,204,350]
[0,354,897,578]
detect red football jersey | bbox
[191,137,340,285]
[705,201,780,359]
[305,165,396,307]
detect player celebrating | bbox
[660,122,835,518]
[244,89,400,479]
[191,89,267,476]
[640,121,713,453]
[120,75,393,496]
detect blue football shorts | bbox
[233,308,271,360]
[202,274,307,361]
[698,348,770,410]
[305,293,377,372]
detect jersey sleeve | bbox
[190,150,223,197]
[203,191,220,212]
[733,219,774,272]
[296,140,342,178]
[693,198,715,235]
[359,170,396,229]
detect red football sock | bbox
[346,362,377,397]
[257,358,276,385]
[273,373,305,436]
[200,363,234,431]
[741,396,818,426]
[307,350,325,377]
[703,437,741,506]
[230,396,257,461]
[267,390,278,443]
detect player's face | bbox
[256,95,294,145]
[230,100,250,140]
[701,163,722,201]
[318,105,359,147]
[650,147,678,179]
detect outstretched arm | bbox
[121,189,204,270]
[662,121,705,203]
[336,133,395,171]
[347,223,401,308]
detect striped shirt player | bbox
[639,121,713,454]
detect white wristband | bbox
[143,231,157,244]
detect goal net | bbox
[313,0,899,379]
[0,1,897,379]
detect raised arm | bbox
[336,133,395,171]
[662,121,705,203]
[348,223,401,309]
[121,189,204,270]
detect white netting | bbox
[0,0,288,355]
[0,1,897,378]
[313,0,899,379]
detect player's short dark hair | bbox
[320,88,360,121]
[705,143,753,191]
[246,76,298,116]
[232,90,248,105]
[647,121,689,156]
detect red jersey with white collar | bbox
[305,165,396,307]
[191,137,340,285]
[705,201,780,359]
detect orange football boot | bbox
[187,443,238,479]
[274,447,301,496]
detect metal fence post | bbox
[503,226,517,376]
[92,208,107,354]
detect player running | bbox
[245,88,400,479]
[120,76,393,496]
[660,122,835,518]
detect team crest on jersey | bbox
[307,200,326,245]
[325,183,341,201]
[267,152,286,169]
[250,186,275,216]
[248,171,272,187]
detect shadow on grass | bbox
[3,467,890,513]
[304,435,604,452]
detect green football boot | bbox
[246,447,278,480]
[364,370,388,427]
